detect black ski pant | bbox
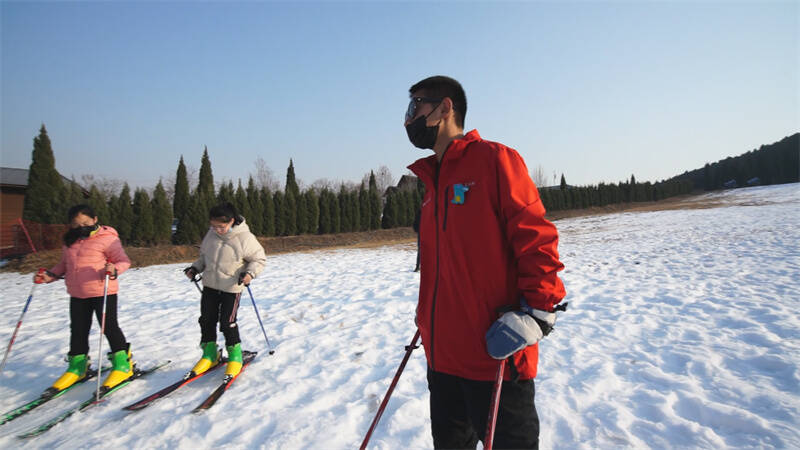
[69,295,128,356]
[427,368,539,449]
[199,287,241,346]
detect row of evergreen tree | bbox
[21,125,797,247]
[669,133,799,190]
[540,174,694,211]
[170,148,402,245]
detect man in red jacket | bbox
[405,76,567,449]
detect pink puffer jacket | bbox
[49,226,131,299]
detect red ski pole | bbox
[360,329,420,450]
[0,269,44,375]
[484,359,506,450]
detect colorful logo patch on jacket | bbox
[451,183,470,204]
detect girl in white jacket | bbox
[184,203,266,377]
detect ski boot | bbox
[102,344,135,389]
[50,353,89,392]
[191,341,221,376]
[224,343,243,377]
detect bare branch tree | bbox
[80,174,123,198]
[530,164,548,188]
[253,157,279,191]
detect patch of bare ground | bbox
[5,191,735,274]
[2,228,418,274]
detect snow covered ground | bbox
[0,183,798,449]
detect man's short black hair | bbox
[409,75,467,128]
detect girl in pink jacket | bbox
[33,204,135,393]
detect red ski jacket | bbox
[408,130,566,381]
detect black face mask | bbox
[405,114,441,150]
[63,224,98,247]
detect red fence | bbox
[0,218,67,259]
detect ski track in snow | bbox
[0,183,798,449]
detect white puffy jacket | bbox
[191,219,266,293]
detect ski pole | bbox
[483,359,506,450]
[245,285,274,355]
[95,271,111,402]
[360,329,420,450]
[0,269,44,375]
[192,274,203,294]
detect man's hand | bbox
[485,301,568,360]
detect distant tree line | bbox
[22,125,797,246]
[668,133,799,190]
[539,174,694,211]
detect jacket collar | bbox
[408,129,481,184]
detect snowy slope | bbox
[0,183,798,449]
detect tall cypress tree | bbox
[318,189,331,234]
[368,171,381,230]
[304,190,319,234]
[358,182,370,231]
[217,181,235,205]
[247,177,264,235]
[173,156,190,224]
[65,177,84,208]
[296,191,308,234]
[87,184,110,225]
[131,188,155,246]
[285,159,300,198]
[198,146,215,210]
[284,191,297,236]
[273,191,285,236]
[115,183,134,244]
[23,124,66,223]
[151,180,172,245]
[338,184,351,232]
[235,180,252,224]
[261,187,275,237]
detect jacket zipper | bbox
[442,186,450,231]
[429,161,443,370]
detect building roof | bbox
[1,167,88,193]
[0,167,29,188]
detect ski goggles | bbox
[405,96,442,122]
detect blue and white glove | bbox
[485,300,567,360]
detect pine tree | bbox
[66,177,84,207]
[330,189,341,233]
[560,174,567,191]
[87,185,110,225]
[246,177,264,235]
[358,182,370,231]
[198,146,215,211]
[284,191,297,236]
[350,190,361,232]
[318,189,331,234]
[296,191,308,234]
[304,190,319,234]
[273,191,285,236]
[173,156,190,223]
[235,180,252,224]
[285,159,300,198]
[368,171,381,230]
[131,189,155,245]
[23,125,66,223]
[115,184,134,244]
[217,181,235,205]
[261,187,275,237]
[338,184,351,232]
[151,180,172,244]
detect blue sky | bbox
[1,1,797,191]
